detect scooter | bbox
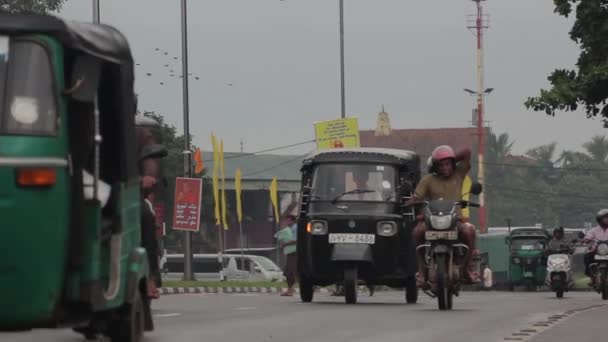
[545,248,573,298]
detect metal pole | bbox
[92,0,100,23]
[180,0,194,281]
[339,0,346,119]
[239,221,245,275]
[475,0,487,234]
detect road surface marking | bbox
[500,303,607,341]
[155,313,182,318]
[235,307,257,310]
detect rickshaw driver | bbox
[341,168,384,201]
[405,145,480,287]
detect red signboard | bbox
[172,177,203,232]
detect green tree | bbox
[526,142,557,166]
[141,111,217,252]
[0,0,65,14]
[525,0,608,126]
[583,135,608,164]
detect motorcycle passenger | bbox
[583,209,608,286]
[406,145,479,287]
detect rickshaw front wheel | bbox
[299,275,314,303]
[405,276,418,304]
[107,290,145,342]
[344,267,358,304]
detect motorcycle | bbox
[588,240,608,300]
[545,246,574,298]
[415,183,482,311]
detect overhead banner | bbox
[172,177,203,232]
[314,117,360,150]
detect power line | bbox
[483,161,608,173]
[244,151,312,178]
[486,183,608,201]
[202,140,315,163]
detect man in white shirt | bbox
[341,169,383,201]
[583,209,608,286]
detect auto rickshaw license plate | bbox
[595,255,608,260]
[328,233,375,244]
[425,231,458,240]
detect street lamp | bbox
[339,0,345,119]
[463,88,493,95]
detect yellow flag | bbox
[235,168,243,223]
[220,139,228,230]
[461,175,472,219]
[211,134,220,226]
[269,177,279,223]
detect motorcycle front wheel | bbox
[435,255,452,311]
[600,269,608,300]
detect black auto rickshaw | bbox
[0,13,167,341]
[297,148,420,304]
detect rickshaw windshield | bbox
[310,163,398,202]
[0,37,57,136]
[510,238,546,252]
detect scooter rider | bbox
[583,209,608,286]
[406,145,479,287]
[547,227,572,255]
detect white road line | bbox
[234,307,257,310]
[155,313,182,318]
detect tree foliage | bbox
[141,111,217,252]
[525,0,608,126]
[486,132,608,228]
[0,0,65,14]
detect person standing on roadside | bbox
[275,215,298,296]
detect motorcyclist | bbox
[583,209,608,286]
[546,226,572,255]
[405,145,479,287]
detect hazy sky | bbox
[56,0,606,156]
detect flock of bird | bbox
[135,47,201,86]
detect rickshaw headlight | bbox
[512,257,521,265]
[377,221,397,237]
[598,243,608,256]
[308,221,328,235]
[429,215,453,230]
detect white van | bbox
[162,254,283,282]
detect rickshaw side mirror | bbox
[140,144,168,161]
[470,182,483,195]
[68,55,102,102]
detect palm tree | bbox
[487,132,515,164]
[583,135,608,164]
[526,142,557,167]
[557,150,591,168]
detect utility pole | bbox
[92,0,100,23]
[467,0,489,234]
[339,0,346,119]
[180,0,194,280]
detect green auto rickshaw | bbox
[506,228,550,291]
[0,13,166,341]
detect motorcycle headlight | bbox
[548,255,569,268]
[307,220,328,235]
[377,221,397,237]
[429,215,453,230]
[598,244,608,256]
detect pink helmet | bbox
[431,145,455,162]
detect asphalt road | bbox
[1,290,606,342]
